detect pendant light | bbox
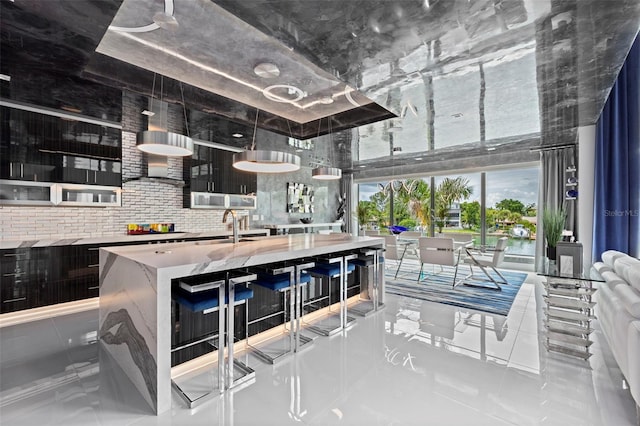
[312,116,342,180]
[232,109,301,173]
[136,75,194,157]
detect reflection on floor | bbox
[0,273,637,426]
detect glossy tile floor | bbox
[1,272,638,425]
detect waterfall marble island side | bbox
[98,234,384,414]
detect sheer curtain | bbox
[592,34,640,259]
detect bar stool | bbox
[304,252,357,336]
[171,272,255,408]
[225,270,258,389]
[348,247,386,317]
[247,260,315,364]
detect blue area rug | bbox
[385,264,528,316]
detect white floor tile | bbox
[1,277,637,426]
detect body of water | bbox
[477,235,536,256]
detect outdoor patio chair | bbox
[398,231,422,239]
[417,237,463,284]
[383,235,403,278]
[454,237,509,291]
[397,231,421,260]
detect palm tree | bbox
[356,201,372,231]
[434,177,472,233]
[397,179,431,229]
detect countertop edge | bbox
[0,229,270,249]
[101,234,384,274]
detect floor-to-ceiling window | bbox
[357,163,539,261]
[485,165,539,257]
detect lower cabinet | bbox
[1,249,33,312]
[0,233,269,313]
[0,245,100,314]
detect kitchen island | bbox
[98,233,384,414]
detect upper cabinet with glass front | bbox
[0,105,122,186]
[183,144,257,208]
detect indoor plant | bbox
[542,207,566,260]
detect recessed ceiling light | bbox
[254,62,280,78]
[359,165,367,168]
[142,110,155,116]
[232,133,243,138]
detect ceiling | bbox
[1,0,639,169]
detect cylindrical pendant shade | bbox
[136,130,194,156]
[312,166,342,180]
[233,150,301,173]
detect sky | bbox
[359,166,539,209]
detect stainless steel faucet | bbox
[223,209,239,243]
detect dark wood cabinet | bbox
[61,156,121,186]
[0,106,122,186]
[1,249,32,312]
[183,144,256,207]
[186,144,227,193]
[54,245,101,304]
[0,234,268,313]
[0,247,52,313]
[0,245,99,313]
[232,168,257,194]
[1,107,58,182]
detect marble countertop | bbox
[101,234,384,275]
[263,222,343,229]
[0,229,270,249]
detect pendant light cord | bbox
[250,109,259,151]
[150,73,157,111]
[179,82,190,137]
[328,115,334,167]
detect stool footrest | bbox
[248,332,314,365]
[304,312,356,336]
[171,357,255,408]
[349,300,386,317]
[171,332,219,353]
